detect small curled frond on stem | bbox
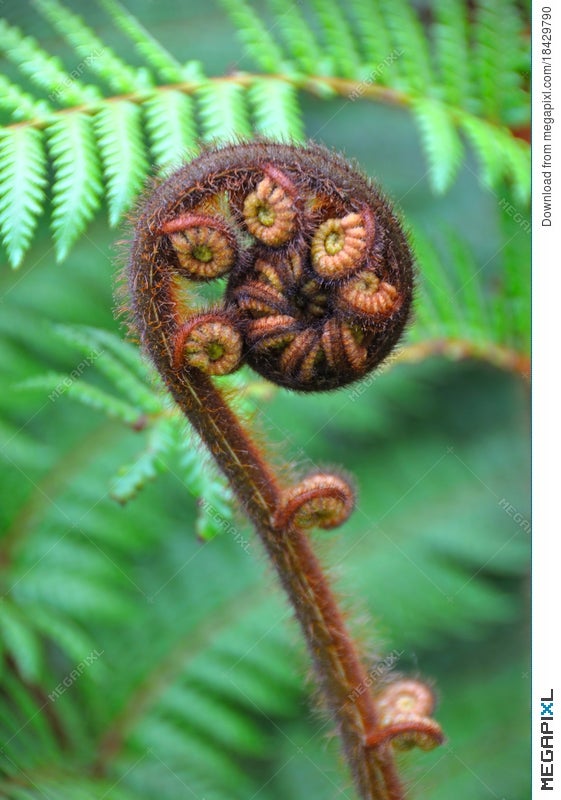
[125,140,442,800]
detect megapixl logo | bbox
[541,690,554,790]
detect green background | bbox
[0,2,530,799]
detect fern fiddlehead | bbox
[126,140,442,800]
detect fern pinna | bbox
[0,2,530,800]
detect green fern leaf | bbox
[144,90,197,169]
[443,229,490,341]
[248,79,304,141]
[196,82,251,143]
[348,0,394,76]
[195,476,236,543]
[52,325,161,412]
[495,201,530,350]
[110,418,175,504]
[458,112,503,189]
[433,0,471,106]
[27,607,99,670]
[94,101,149,226]
[47,114,103,261]
[98,0,186,82]
[17,373,141,425]
[32,0,153,93]
[310,0,362,78]
[217,0,286,72]
[0,19,101,106]
[380,0,434,92]
[0,601,43,683]
[499,130,531,206]
[0,127,47,268]
[412,98,463,193]
[411,229,463,339]
[473,0,501,117]
[459,113,529,202]
[0,671,61,758]
[0,76,52,121]
[267,0,323,74]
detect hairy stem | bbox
[164,367,403,800]
[126,141,443,798]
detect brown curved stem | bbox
[164,367,403,800]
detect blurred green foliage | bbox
[0,1,530,799]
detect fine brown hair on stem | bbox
[124,140,442,800]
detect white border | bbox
[533,1,561,796]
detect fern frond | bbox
[411,230,464,339]
[53,325,160,411]
[410,225,530,360]
[0,600,43,682]
[144,90,197,169]
[499,130,532,206]
[97,0,186,83]
[196,82,251,142]
[0,0,529,267]
[0,128,47,267]
[26,607,99,668]
[110,418,176,504]
[195,477,236,543]
[47,114,103,261]
[473,0,524,120]
[348,0,393,75]
[310,0,362,78]
[0,19,101,106]
[248,79,304,141]
[433,0,472,106]
[267,0,324,74]
[459,113,530,204]
[32,0,153,93]
[17,373,141,425]
[0,76,52,121]
[217,0,286,73]
[379,0,434,92]
[412,98,464,193]
[94,101,149,226]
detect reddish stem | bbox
[163,366,404,799]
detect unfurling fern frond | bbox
[0,0,528,267]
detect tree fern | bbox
[0,4,530,799]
